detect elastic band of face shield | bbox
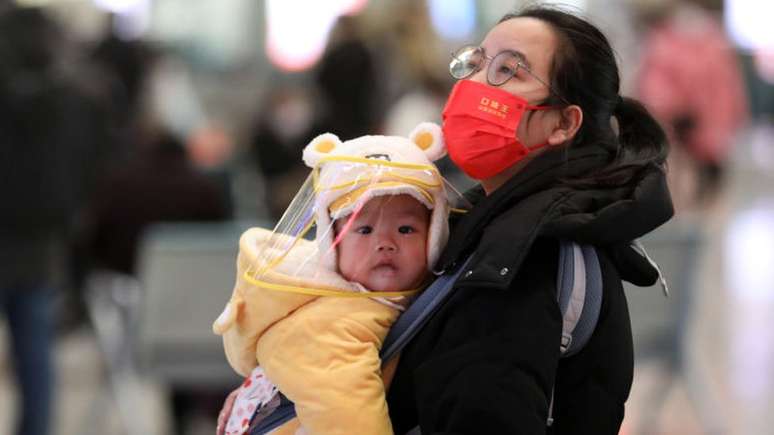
[241,272,422,298]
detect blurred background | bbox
[0,0,772,434]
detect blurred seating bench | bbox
[136,220,266,388]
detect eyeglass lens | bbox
[449,46,522,86]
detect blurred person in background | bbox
[380,0,449,134]
[84,19,234,275]
[55,13,156,334]
[0,5,108,435]
[83,27,233,435]
[314,15,381,140]
[84,121,232,435]
[86,126,232,275]
[249,87,317,220]
[631,4,748,434]
[379,0,473,192]
[250,14,382,220]
[89,13,155,163]
[636,0,748,212]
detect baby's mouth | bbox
[373,260,397,273]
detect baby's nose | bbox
[376,239,397,252]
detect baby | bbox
[213,122,450,435]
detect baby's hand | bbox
[216,388,239,435]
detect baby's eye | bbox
[356,226,372,235]
[398,225,415,234]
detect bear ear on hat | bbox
[303,133,342,168]
[409,122,446,162]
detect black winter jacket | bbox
[386,144,673,434]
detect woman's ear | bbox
[547,104,583,146]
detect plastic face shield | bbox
[241,156,470,299]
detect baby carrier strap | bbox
[248,392,295,434]
[385,241,602,365]
[556,241,603,358]
[380,255,475,361]
[547,241,603,427]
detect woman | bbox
[219,5,672,434]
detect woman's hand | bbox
[216,388,239,435]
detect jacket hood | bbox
[437,144,674,289]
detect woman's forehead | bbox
[481,17,557,74]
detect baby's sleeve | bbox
[255,298,398,435]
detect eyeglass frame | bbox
[449,45,571,106]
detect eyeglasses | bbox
[449,45,569,105]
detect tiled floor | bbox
[1,123,773,435]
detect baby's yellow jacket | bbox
[213,228,401,435]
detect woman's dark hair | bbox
[501,5,669,185]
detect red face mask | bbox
[442,80,554,180]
